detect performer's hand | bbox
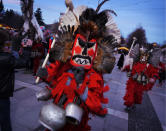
[127,71,131,77]
[36,87,51,101]
[149,78,155,83]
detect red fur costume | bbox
[123,62,159,107]
[44,61,109,131]
[31,42,44,75]
[37,1,120,130]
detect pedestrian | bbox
[0,29,25,131]
[0,29,13,131]
[117,52,125,70]
[19,37,33,72]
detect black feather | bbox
[79,8,97,24]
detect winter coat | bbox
[0,52,26,98]
[0,52,15,98]
[117,54,124,68]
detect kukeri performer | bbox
[31,38,45,75]
[123,46,160,112]
[35,0,121,131]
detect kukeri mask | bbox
[70,34,97,69]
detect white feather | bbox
[59,6,87,31]
[73,5,87,19]
[106,13,121,44]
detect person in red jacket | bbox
[123,47,159,112]
[31,38,45,75]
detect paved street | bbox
[9,54,166,131]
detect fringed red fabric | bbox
[46,61,61,83]
[33,58,40,74]
[124,78,135,107]
[46,61,72,87]
[123,78,144,106]
[130,62,159,91]
[44,62,109,130]
[123,62,155,107]
[84,69,109,115]
[49,68,109,115]
[144,64,159,91]
[122,65,130,72]
[51,72,77,107]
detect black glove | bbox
[36,67,48,78]
[132,73,138,80]
[72,67,85,85]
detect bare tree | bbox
[127,27,147,48]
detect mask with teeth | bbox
[70,34,97,69]
[140,53,149,63]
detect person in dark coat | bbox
[117,52,125,69]
[0,29,25,131]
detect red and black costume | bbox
[44,61,109,131]
[123,47,160,108]
[36,0,121,130]
[123,62,159,107]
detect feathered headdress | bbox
[129,44,140,62]
[149,48,161,67]
[50,0,121,73]
[130,44,161,67]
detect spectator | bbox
[19,37,33,72]
[117,52,125,70]
[0,29,13,131]
[0,29,25,131]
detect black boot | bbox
[124,106,131,112]
[124,105,136,112]
[131,104,136,111]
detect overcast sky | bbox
[3,0,166,44]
